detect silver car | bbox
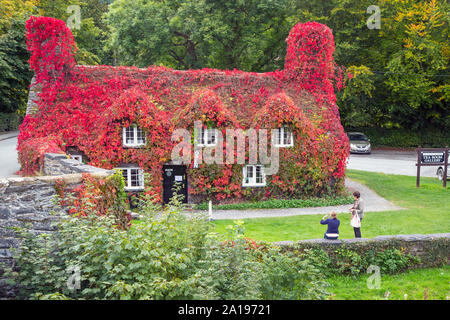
[347,132,371,154]
[437,166,449,181]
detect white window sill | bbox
[123,144,146,148]
[196,143,217,147]
[124,187,145,191]
[242,183,266,188]
[273,143,293,148]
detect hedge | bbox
[275,236,449,276]
[346,127,450,149]
[0,113,21,132]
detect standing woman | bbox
[350,191,364,238]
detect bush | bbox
[365,249,420,274]
[0,112,21,132]
[293,244,423,277]
[5,192,329,300]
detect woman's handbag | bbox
[350,214,361,228]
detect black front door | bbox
[162,165,188,204]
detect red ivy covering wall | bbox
[19,16,350,203]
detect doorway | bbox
[162,165,188,204]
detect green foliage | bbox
[0,18,32,115]
[345,127,450,148]
[259,248,330,299]
[195,195,354,210]
[106,0,294,71]
[365,249,420,274]
[298,245,422,277]
[339,65,375,128]
[333,248,365,276]
[6,194,329,300]
[0,112,21,131]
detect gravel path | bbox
[193,178,403,220]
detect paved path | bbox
[194,178,403,220]
[0,133,19,178]
[348,149,438,177]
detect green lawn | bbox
[327,265,450,300]
[213,170,450,242]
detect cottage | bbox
[19,16,349,205]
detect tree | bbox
[106,0,295,71]
[0,16,33,117]
[383,0,449,129]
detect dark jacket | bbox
[320,218,340,234]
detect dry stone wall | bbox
[0,153,113,298]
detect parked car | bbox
[436,165,449,181]
[347,132,371,154]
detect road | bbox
[0,136,20,178]
[347,149,438,178]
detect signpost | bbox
[416,146,448,188]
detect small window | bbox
[196,126,217,147]
[273,127,293,147]
[70,155,82,164]
[119,167,144,191]
[242,165,266,187]
[123,126,146,147]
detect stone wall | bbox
[0,153,113,299]
[43,153,113,176]
[274,233,450,267]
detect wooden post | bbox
[444,146,448,188]
[416,147,421,188]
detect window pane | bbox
[126,127,134,144]
[283,128,291,145]
[256,166,262,184]
[136,128,145,144]
[274,128,281,145]
[247,166,253,178]
[130,169,139,187]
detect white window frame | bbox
[242,165,266,187]
[196,126,218,147]
[70,155,82,164]
[122,125,146,147]
[118,167,145,191]
[273,127,294,147]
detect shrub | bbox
[6,192,329,300]
[346,127,450,149]
[0,113,21,132]
[365,249,420,274]
[290,243,425,277]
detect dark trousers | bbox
[353,217,363,238]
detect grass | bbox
[213,170,450,242]
[327,265,450,300]
[194,195,354,210]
